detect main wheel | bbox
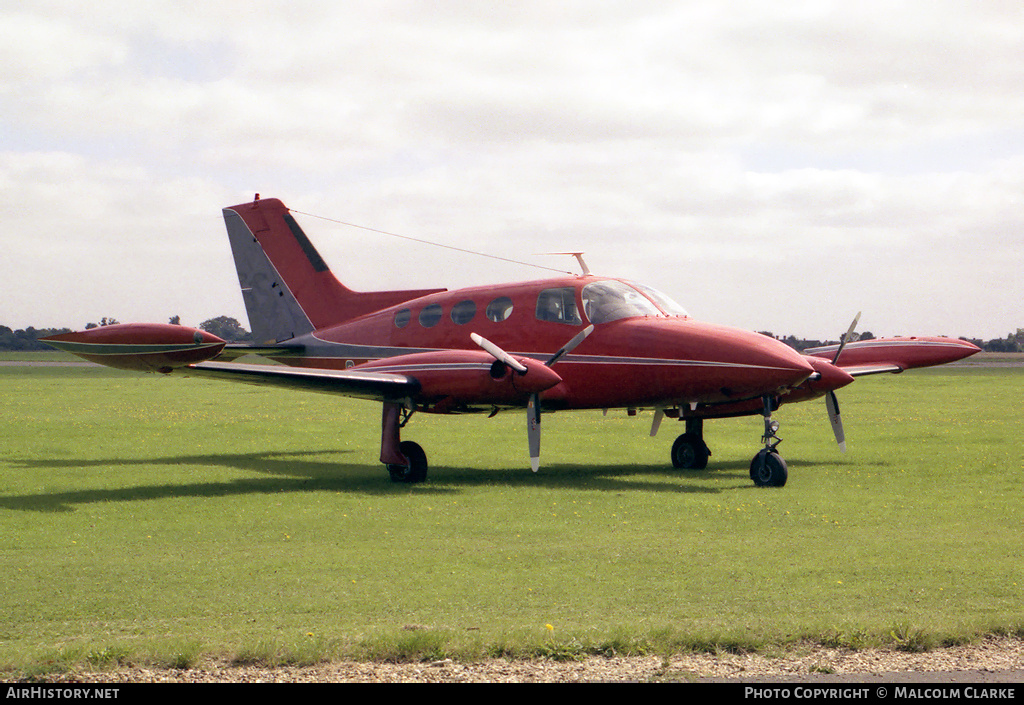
[671,433,710,469]
[749,450,787,487]
[387,441,428,483]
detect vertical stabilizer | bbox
[223,197,445,344]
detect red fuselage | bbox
[265,275,819,414]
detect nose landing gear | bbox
[750,396,787,487]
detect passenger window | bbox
[418,304,443,328]
[535,287,582,325]
[450,300,476,325]
[394,308,411,328]
[485,296,514,322]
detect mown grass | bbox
[0,362,1021,676]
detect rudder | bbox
[222,196,445,344]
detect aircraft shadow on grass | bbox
[0,450,834,512]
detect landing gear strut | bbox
[671,417,711,470]
[381,402,427,483]
[750,396,787,487]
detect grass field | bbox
[1,360,1021,674]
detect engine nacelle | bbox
[356,349,562,407]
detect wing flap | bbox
[215,345,304,362]
[842,363,905,377]
[186,361,420,402]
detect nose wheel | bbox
[750,449,787,487]
[750,396,788,487]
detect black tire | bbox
[671,433,710,469]
[387,441,428,483]
[750,450,788,487]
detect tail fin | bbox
[223,196,444,344]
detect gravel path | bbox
[28,636,1024,683]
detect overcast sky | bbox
[2,1,1022,340]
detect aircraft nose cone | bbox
[729,328,813,372]
[759,339,816,386]
[707,326,816,397]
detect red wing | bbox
[804,336,979,374]
[190,348,561,410]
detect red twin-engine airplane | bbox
[43,195,980,487]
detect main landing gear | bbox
[670,417,711,470]
[381,402,427,483]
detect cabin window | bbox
[418,304,443,328]
[582,280,661,324]
[535,287,582,325]
[394,308,411,328]
[450,300,476,325]
[485,296,514,322]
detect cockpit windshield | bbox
[627,281,688,318]
[580,280,689,324]
[582,281,662,324]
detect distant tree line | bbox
[958,331,1024,353]
[0,326,74,351]
[196,316,252,342]
[1,316,253,350]
[762,331,877,352]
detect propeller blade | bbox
[527,393,541,472]
[826,390,846,452]
[471,332,528,375]
[484,326,595,472]
[523,326,593,471]
[545,324,594,367]
[832,312,862,364]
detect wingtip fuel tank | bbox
[41,323,226,373]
